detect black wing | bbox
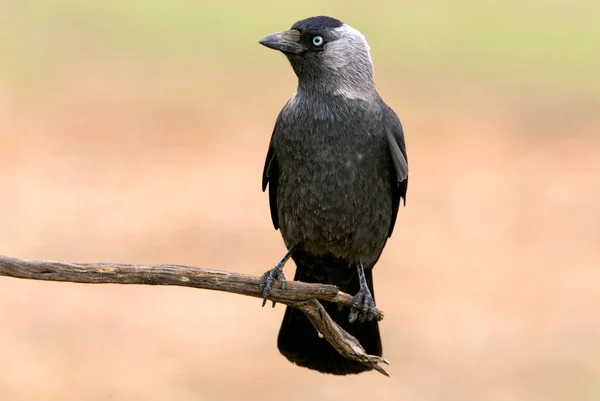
[262,111,286,230]
[382,104,408,237]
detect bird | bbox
[258,16,408,375]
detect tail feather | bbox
[277,252,381,375]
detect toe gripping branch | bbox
[259,246,294,307]
[259,256,389,376]
[348,263,377,324]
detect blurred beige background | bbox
[1,1,599,400]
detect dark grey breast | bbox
[262,94,407,266]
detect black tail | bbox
[277,252,382,375]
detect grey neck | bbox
[296,67,376,101]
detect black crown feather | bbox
[291,16,343,31]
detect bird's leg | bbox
[348,262,377,323]
[259,246,295,307]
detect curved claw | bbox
[259,267,287,307]
[349,287,376,324]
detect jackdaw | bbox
[258,16,408,375]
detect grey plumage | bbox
[259,16,408,375]
[264,96,402,266]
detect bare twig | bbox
[0,254,388,375]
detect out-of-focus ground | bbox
[1,1,599,400]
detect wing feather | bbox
[382,103,408,237]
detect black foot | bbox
[260,247,294,307]
[348,263,376,323]
[348,287,376,323]
[259,265,287,307]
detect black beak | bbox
[259,30,306,54]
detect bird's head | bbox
[259,16,376,100]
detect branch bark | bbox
[0,254,388,376]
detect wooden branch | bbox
[0,254,388,376]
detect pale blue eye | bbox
[312,36,324,46]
